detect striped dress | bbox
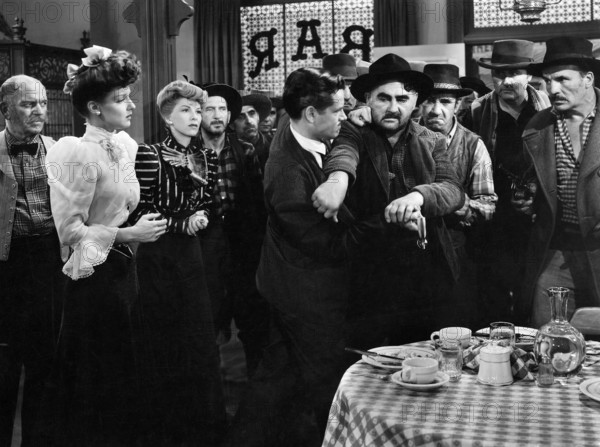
[129,132,226,445]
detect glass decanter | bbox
[533,287,586,378]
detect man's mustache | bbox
[210,120,225,126]
[382,113,401,120]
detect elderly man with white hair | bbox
[0,75,64,447]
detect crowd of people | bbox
[0,35,599,446]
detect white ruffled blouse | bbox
[46,124,140,280]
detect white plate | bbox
[361,346,437,370]
[391,371,450,390]
[476,326,538,350]
[579,378,600,403]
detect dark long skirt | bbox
[47,247,142,447]
[135,233,226,446]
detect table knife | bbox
[345,347,403,363]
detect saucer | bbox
[362,346,436,370]
[391,371,450,390]
[579,378,600,403]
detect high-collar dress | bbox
[44,124,142,445]
[130,132,226,445]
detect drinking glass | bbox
[489,321,516,348]
[438,340,462,382]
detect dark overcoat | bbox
[518,88,600,321]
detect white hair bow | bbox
[81,45,112,67]
[63,45,113,94]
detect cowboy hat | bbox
[477,40,535,70]
[529,36,600,75]
[322,53,358,80]
[350,53,433,105]
[241,93,272,122]
[202,82,242,121]
[423,64,473,97]
[459,76,491,96]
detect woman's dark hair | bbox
[283,68,345,119]
[67,50,141,118]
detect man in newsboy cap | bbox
[312,53,464,347]
[514,36,600,326]
[471,39,551,325]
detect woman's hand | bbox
[127,213,168,243]
[186,210,209,235]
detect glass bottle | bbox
[536,354,554,387]
[533,287,586,378]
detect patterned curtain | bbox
[195,0,242,88]
[374,0,418,47]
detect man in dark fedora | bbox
[232,92,273,170]
[322,53,358,113]
[514,36,600,326]
[457,76,491,130]
[471,39,551,323]
[420,64,497,327]
[198,83,269,378]
[313,53,464,347]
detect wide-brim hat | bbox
[351,53,433,105]
[478,39,535,70]
[322,53,358,80]
[459,76,491,96]
[423,64,473,97]
[202,82,242,121]
[242,93,272,122]
[529,36,600,76]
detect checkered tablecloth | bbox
[323,341,600,447]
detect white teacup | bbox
[400,357,438,384]
[431,327,472,349]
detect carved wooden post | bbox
[123,0,193,142]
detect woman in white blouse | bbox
[44,46,167,446]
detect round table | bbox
[322,341,600,446]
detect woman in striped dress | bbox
[130,80,226,446]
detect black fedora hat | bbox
[529,36,600,75]
[202,82,242,121]
[478,40,534,70]
[242,93,272,122]
[423,64,472,97]
[459,76,491,96]
[322,53,358,80]
[350,53,433,105]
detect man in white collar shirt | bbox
[226,67,385,447]
[0,75,64,446]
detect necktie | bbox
[8,143,39,156]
